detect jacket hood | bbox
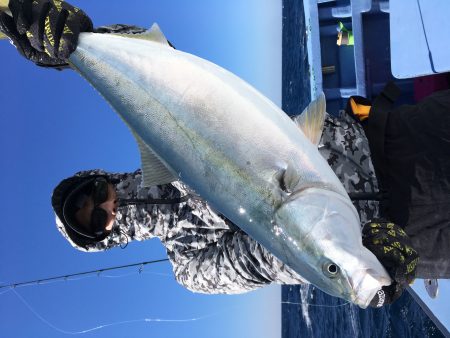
[53,169,116,251]
[53,169,191,252]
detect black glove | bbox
[0,0,93,68]
[362,220,419,307]
[368,283,404,308]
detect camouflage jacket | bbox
[55,170,306,294]
[55,111,379,295]
[320,112,380,224]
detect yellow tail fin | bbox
[0,0,10,12]
[0,0,10,40]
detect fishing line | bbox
[1,259,217,334]
[281,300,351,308]
[9,286,350,336]
[2,258,360,334]
[10,288,216,335]
[4,273,353,335]
[0,288,12,296]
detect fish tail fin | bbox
[0,0,11,16]
[0,0,9,12]
[0,0,12,40]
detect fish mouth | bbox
[348,269,392,308]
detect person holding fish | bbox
[2,0,448,308]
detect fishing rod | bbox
[0,258,169,290]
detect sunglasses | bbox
[88,177,114,237]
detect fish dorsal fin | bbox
[293,92,326,146]
[114,23,170,46]
[131,131,177,187]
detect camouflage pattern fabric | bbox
[319,112,380,224]
[94,24,147,35]
[55,169,306,294]
[55,112,380,294]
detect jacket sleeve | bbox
[163,191,305,294]
[94,24,147,35]
[319,113,381,224]
[290,111,381,224]
[94,24,176,48]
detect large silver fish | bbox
[68,25,391,308]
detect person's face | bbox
[75,183,118,232]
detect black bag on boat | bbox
[359,83,450,279]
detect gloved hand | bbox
[0,0,93,68]
[362,220,419,307]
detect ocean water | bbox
[282,285,445,338]
[281,1,447,337]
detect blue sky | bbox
[2,1,449,337]
[0,1,282,337]
[411,280,450,330]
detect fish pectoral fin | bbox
[113,23,171,46]
[132,131,177,187]
[293,92,326,146]
[283,162,301,193]
[275,163,301,194]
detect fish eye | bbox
[322,261,339,278]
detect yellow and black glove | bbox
[362,220,419,307]
[0,0,93,68]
